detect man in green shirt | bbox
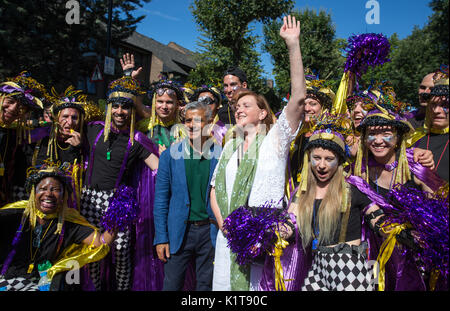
[154,100,222,291]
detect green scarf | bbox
[214,133,265,291]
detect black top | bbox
[0,128,17,205]
[85,123,151,190]
[217,103,236,125]
[416,132,449,182]
[408,112,426,129]
[369,176,420,198]
[313,185,372,246]
[0,208,93,279]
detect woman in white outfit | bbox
[209,15,307,291]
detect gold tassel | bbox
[150,93,157,138]
[55,191,67,235]
[27,188,37,230]
[299,153,310,193]
[72,159,81,211]
[103,102,112,142]
[270,232,290,291]
[130,107,135,146]
[396,140,411,185]
[354,139,364,178]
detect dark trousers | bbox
[163,223,214,291]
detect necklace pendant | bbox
[0,163,4,176]
[27,263,34,274]
[312,238,318,250]
[106,151,111,161]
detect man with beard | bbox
[80,76,159,291]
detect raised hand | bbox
[279,15,301,46]
[119,53,143,79]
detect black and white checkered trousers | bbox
[0,276,39,291]
[80,187,132,291]
[302,243,374,291]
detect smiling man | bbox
[154,100,220,291]
[79,76,159,291]
[11,87,87,202]
[120,53,185,154]
[413,68,449,181]
[216,66,248,126]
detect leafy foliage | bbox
[263,8,345,98]
[0,0,150,92]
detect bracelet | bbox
[373,216,388,236]
[123,68,134,76]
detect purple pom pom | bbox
[223,202,288,266]
[385,185,449,278]
[344,33,391,76]
[100,185,139,232]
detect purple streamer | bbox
[223,203,288,266]
[344,33,391,76]
[100,185,139,232]
[406,148,446,192]
[385,185,449,278]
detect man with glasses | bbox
[409,72,435,129]
[189,86,229,145]
[410,66,449,182]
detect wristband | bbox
[123,68,134,77]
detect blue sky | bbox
[134,0,434,79]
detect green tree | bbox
[188,0,293,104]
[0,0,150,91]
[361,0,448,106]
[263,8,345,98]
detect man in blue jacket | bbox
[154,100,221,291]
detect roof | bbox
[123,31,197,76]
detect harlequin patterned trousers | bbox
[80,188,132,291]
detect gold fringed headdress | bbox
[23,161,72,235]
[297,112,353,193]
[355,83,414,184]
[305,70,335,112]
[0,71,45,143]
[137,80,183,137]
[105,76,145,145]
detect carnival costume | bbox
[0,72,44,205]
[79,76,160,291]
[408,65,449,181]
[137,80,185,150]
[0,164,109,291]
[347,84,446,290]
[288,72,335,194]
[262,113,377,291]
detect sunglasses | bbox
[198,96,215,105]
[419,93,431,101]
[156,88,176,97]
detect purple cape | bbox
[80,122,163,291]
[259,213,313,291]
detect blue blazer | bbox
[153,139,222,254]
